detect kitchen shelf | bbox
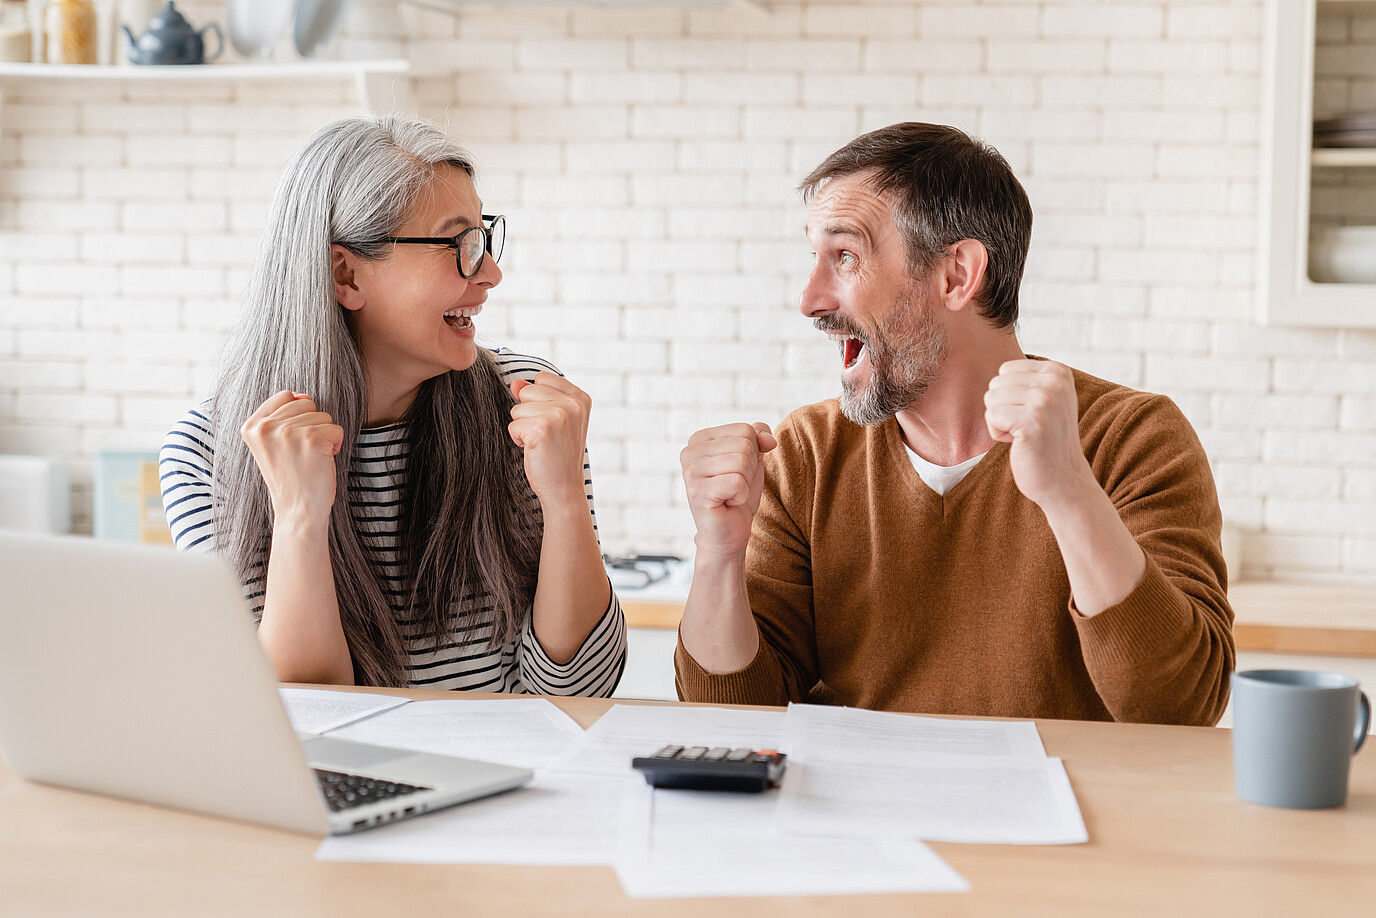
[0,59,410,114]
[1311,148,1376,167]
[1259,0,1376,327]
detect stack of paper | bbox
[550,703,967,897]
[287,693,1087,899]
[776,704,1088,846]
[615,782,967,898]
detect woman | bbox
[159,115,624,696]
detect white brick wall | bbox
[2,0,1376,583]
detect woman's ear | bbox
[939,239,989,314]
[332,244,365,312]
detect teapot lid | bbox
[146,0,194,35]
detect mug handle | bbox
[200,23,224,64]
[1356,691,1370,754]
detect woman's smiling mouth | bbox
[443,303,482,330]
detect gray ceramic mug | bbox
[1231,669,1370,809]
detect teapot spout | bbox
[121,24,141,64]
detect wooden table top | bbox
[626,580,1376,658]
[1,688,1372,917]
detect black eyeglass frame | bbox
[384,213,505,279]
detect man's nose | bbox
[798,266,835,318]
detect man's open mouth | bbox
[825,331,866,370]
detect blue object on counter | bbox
[123,0,224,65]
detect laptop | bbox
[0,532,533,835]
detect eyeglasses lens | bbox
[486,215,505,263]
[457,227,485,278]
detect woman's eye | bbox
[839,251,856,266]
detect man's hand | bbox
[983,359,1097,512]
[240,390,344,527]
[509,372,592,507]
[985,359,1146,616]
[680,422,778,558]
[678,421,777,674]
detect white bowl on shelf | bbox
[226,0,294,59]
[1308,225,1376,284]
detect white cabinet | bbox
[1260,0,1376,327]
[615,627,679,702]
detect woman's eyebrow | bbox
[432,214,475,235]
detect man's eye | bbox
[839,251,856,265]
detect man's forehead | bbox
[804,173,893,237]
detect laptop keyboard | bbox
[313,768,433,813]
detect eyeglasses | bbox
[385,214,505,279]
[602,553,684,591]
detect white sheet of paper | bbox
[278,688,409,735]
[550,703,785,777]
[776,703,1085,845]
[776,755,1089,845]
[322,699,586,770]
[782,702,1047,763]
[317,772,628,865]
[615,782,968,898]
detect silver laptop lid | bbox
[0,533,330,835]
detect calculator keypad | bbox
[631,745,788,793]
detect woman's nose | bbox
[475,253,502,288]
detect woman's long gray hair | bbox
[212,115,542,687]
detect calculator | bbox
[630,744,788,793]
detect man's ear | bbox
[938,239,988,313]
[332,244,366,312]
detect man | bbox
[675,123,1233,724]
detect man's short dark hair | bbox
[799,123,1032,329]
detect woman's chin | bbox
[446,341,480,373]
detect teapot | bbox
[122,0,223,65]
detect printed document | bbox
[324,698,586,771]
[551,703,785,777]
[278,688,409,735]
[782,702,1047,761]
[776,704,1087,845]
[318,771,627,865]
[615,782,968,898]
[776,755,1088,845]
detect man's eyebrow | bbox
[804,222,868,242]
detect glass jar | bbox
[0,0,31,62]
[43,0,96,64]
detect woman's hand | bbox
[508,372,591,507]
[239,390,345,527]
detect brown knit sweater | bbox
[675,366,1235,725]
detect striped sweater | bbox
[159,348,626,697]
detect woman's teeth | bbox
[443,305,481,329]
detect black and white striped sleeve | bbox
[512,447,627,696]
[494,348,627,696]
[517,591,626,697]
[159,402,217,553]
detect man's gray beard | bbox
[838,293,947,427]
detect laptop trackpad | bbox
[300,735,411,772]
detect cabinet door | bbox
[1260,0,1376,328]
